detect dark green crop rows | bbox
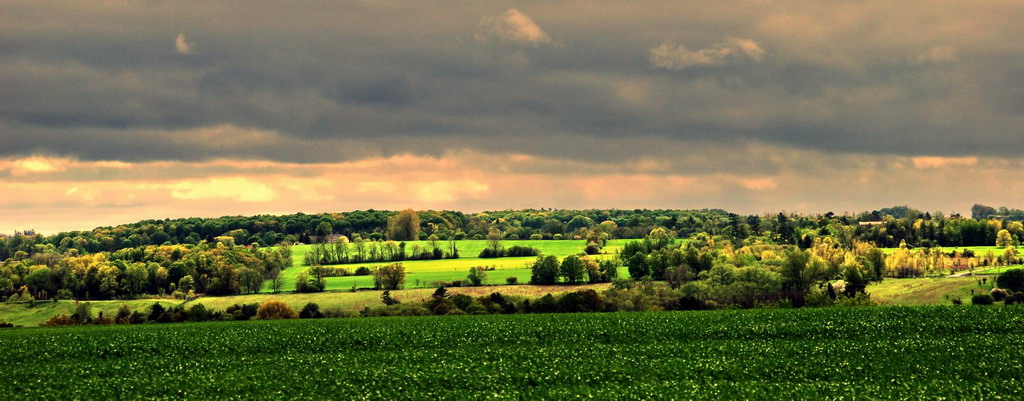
[2,306,1023,399]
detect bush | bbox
[971,294,995,305]
[991,288,1008,302]
[256,300,297,319]
[226,303,260,320]
[505,276,519,285]
[478,248,504,258]
[529,234,543,240]
[506,246,540,257]
[299,302,323,319]
[997,269,1024,292]
[187,304,211,322]
[584,244,601,255]
[354,266,372,276]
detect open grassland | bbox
[0,299,180,327]
[0,285,610,327]
[192,283,611,314]
[880,245,1011,255]
[867,277,993,305]
[269,239,642,292]
[2,307,1022,399]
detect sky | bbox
[2,1,1024,233]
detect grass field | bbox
[0,284,611,327]
[867,277,993,305]
[270,239,644,292]
[2,306,1022,399]
[880,245,1011,255]
[0,299,180,327]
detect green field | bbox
[2,306,1022,399]
[867,277,992,305]
[880,245,1011,255]
[0,299,180,327]
[271,239,643,292]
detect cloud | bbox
[0,156,70,176]
[911,156,977,169]
[412,180,490,203]
[478,9,551,45]
[175,33,192,54]
[168,177,277,202]
[914,46,957,64]
[649,37,765,70]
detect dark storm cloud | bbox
[2,1,1023,162]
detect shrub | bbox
[256,300,297,319]
[997,269,1024,292]
[951,297,962,305]
[506,246,540,257]
[187,304,211,322]
[584,244,601,255]
[381,290,401,306]
[41,315,79,326]
[529,234,543,240]
[478,248,504,258]
[991,288,1008,302]
[354,266,372,276]
[971,294,995,305]
[506,276,518,285]
[299,302,323,319]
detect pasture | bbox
[2,307,1021,399]
[269,239,642,292]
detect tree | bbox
[373,263,406,290]
[381,290,401,306]
[842,259,870,296]
[996,229,1014,248]
[485,228,503,256]
[268,268,283,293]
[123,263,149,295]
[665,264,692,289]
[178,275,195,293]
[781,249,813,292]
[626,253,650,279]
[387,209,420,241]
[531,255,560,285]
[238,268,264,294]
[467,266,488,286]
[997,268,1024,292]
[560,255,586,284]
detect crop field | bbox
[2,306,1022,399]
[268,239,644,292]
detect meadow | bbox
[270,239,642,292]
[1,306,1021,399]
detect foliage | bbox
[373,263,406,290]
[467,266,487,286]
[298,302,323,319]
[997,269,1024,292]
[255,300,297,319]
[530,255,560,285]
